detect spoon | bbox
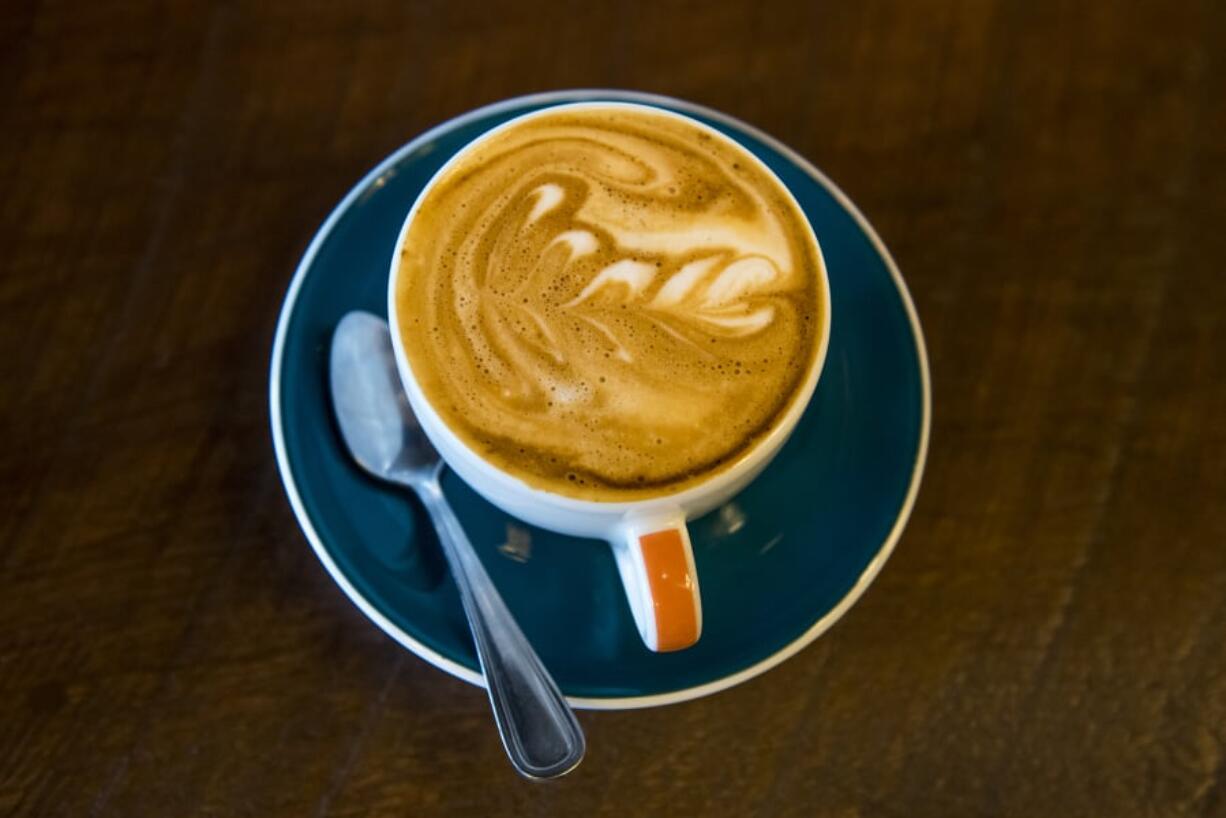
[329,311,585,780]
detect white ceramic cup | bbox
[388,102,830,652]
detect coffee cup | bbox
[388,102,830,652]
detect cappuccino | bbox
[394,105,824,500]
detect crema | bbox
[395,105,825,500]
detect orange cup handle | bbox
[613,519,702,652]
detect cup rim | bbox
[387,100,832,513]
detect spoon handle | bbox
[416,480,586,779]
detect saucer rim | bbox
[268,89,931,710]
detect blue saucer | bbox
[270,91,929,708]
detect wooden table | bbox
[3,2,1224,815]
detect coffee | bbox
[394,105,825,501]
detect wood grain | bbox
[1,1,1223,815]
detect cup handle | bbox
[610,512,702,652]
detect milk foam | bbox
[396,106,823,500]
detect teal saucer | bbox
[270,91,929,708]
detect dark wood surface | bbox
[3,1,1224,815]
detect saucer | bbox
[269,90,930,709]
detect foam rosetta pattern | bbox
[395,106,824,500]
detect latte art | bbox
[395,105,824,500]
